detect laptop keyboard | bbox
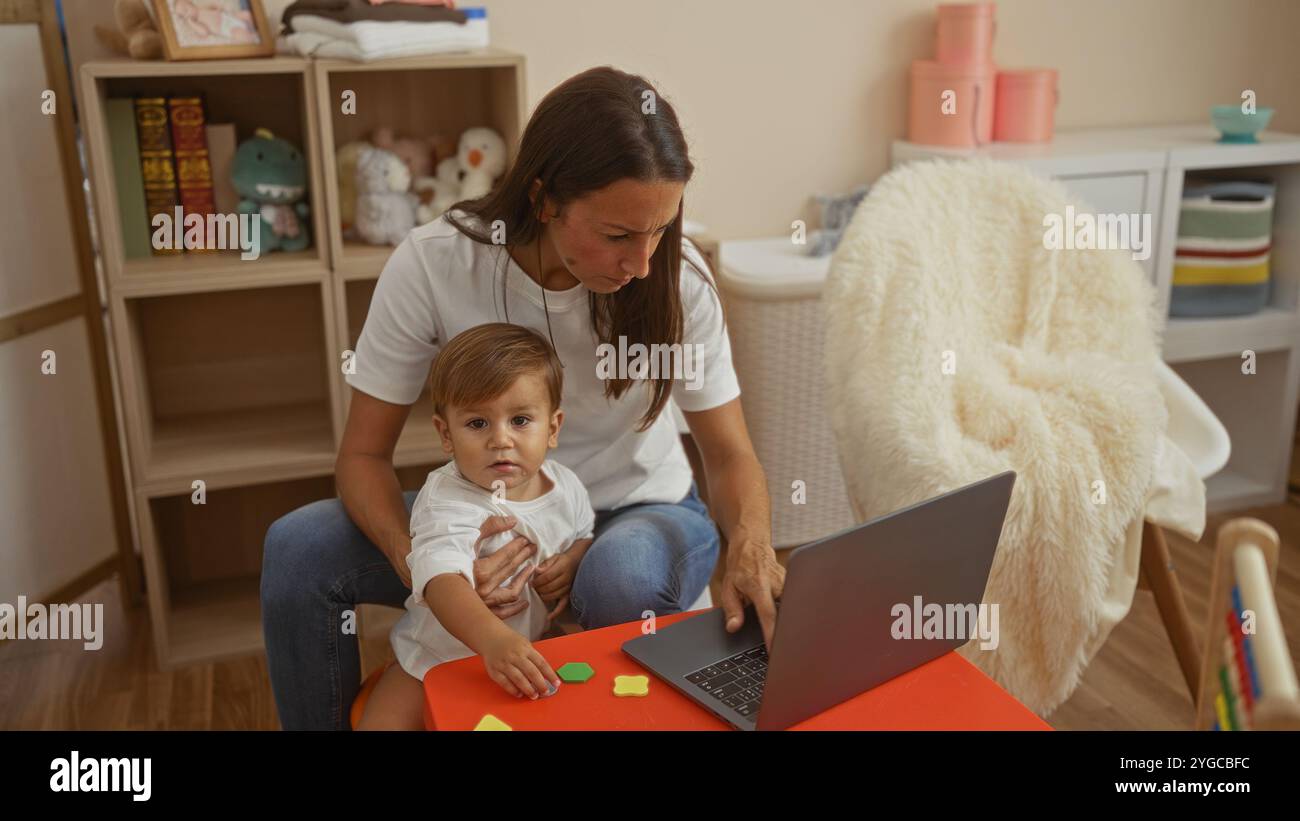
[683,644,768,720]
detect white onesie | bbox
[391,459,596,681]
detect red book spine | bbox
[134,96,180,256]
[167,96,216,251]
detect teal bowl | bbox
[1211,105,1274,143]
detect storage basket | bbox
[1170,180,1275,317]
[717,238,856,548]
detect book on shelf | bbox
[133,96,180,256]
[168,96,216,252]
[104,98,151,260]
[206,123,239,215]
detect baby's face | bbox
[433,371,562,495]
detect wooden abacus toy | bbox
[1195,518,1300,730]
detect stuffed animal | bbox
[413,157,464,224]
[94,0,164,60]
[372,127,437,182]
[355,145,416,245]
[456,127,507,200]
[354,128,440,228]
[233,128,311,254]
[336,140,367,237]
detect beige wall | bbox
[63,0,1300,238]
[478,0,1300,238]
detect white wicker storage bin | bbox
[718,238,856,548]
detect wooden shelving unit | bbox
[78,48,527,668]
[894,125,1300,514]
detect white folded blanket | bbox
[284,9,489,61]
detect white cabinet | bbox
[1054,171,1162,280]
[891,126,1300,513]
[1057,171,1147,215]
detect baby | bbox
[357,323,595,730]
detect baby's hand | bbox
[480,627,560,700]
[532,538,593,621]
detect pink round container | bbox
[909,59,996,147]
[993,68,1057,142]
[936,3,996,66]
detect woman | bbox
[261,66,784,730]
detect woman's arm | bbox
[681,397,786,649]
[335,389,419,586]
[335,389,538,615]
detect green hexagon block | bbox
[557,662,595,683]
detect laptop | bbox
[622,470,1016,730]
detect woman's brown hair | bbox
[445,65,717,431]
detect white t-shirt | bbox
[345,210,741,511]
[391,459,595,681]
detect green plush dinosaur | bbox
[234,127,311,254]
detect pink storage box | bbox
[909,59,996,147]
[936,3,996,65]
[993,68,1058,142]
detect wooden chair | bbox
[1138,520,1206,705]
[1134,360,1237,717]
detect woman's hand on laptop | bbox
[472,515,538,619]
[720,538,786,651]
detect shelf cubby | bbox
[313,50,526,280]
[1156,147,1300,357]
[1170,348,1300,513]
[114,282,341,494]
[139,473,338,668]
[80,57,330,295]
[1164,161,1300,308]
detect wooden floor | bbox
[2,499,1298,730]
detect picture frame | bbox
[152,0,276,61]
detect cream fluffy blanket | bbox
[823,159,1205,715]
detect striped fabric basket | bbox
[1169,180,1275,317]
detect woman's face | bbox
[537,178,685,294]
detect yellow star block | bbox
[473,714,512,731]
[612,675,650,697]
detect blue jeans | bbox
[260,482,720,730]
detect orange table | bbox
[424,610,1052,730]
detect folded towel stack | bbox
[282,0,488,61]
[284,0,466,28]
[1169,180,1275,318]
